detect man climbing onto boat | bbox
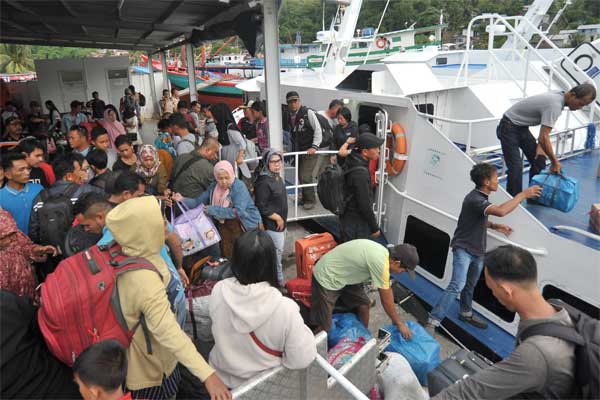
[498,83,596,197]
[427,163,542,330]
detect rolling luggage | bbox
[427,349,493,397]
[530,170,579,212]
[295,232,336,280]
[285,277,312,308]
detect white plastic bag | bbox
[378,352,428,400]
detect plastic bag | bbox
[328,313,372,348]
[384,321,440,385]
[327,337,365,369]
[378,352,428,400]
[172,201,221,256]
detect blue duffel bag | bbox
[530,169,579,212]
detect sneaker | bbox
[303,202,315,210]
[459,313,488,329]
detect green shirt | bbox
[313,239,390,291]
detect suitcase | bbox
[530,170,579,213]
[295,232,337,280]
[285,277,312,308]
[427,349,493,397]
[591,204,600,234]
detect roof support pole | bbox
[147,52,159,119]
[185,42,197,101]
[161,51,170,92]
[262,0,283,151]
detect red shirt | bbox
[38,162,56,186]
[118,393,132,400]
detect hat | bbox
[4,116,22,125]
[240,99,255,109]
[286,91,300,102]
[389,243,419,279]
[356,132,384,150]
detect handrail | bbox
[386,181,549,256]
[552,226,600,242]
[314,354,370,400]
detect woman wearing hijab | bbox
[135,144,168,195]
[210,103,255,180]
[254,149,287,285]
[173,160,261,259]
[100,107,126,148]
[0,209,57,302]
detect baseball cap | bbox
[286,91,300,102]
[389,243,419,279]
[356,132,384,150]
[4,116,22,125]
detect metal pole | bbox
[262,0,283,151]
[160,51,170,92]
[314,355,370,400]
[147,52,159,119]
[466,121,473,155]
[487,16,495,83]
[185,42,197,101]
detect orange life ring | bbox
[376,37,387,49]
[385,122,408,176]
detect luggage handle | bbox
[174,200,208,248]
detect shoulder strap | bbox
[518,322,585,346]
[249,331,283,357]
[172,154,202,183]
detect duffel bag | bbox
[530,169,579,212]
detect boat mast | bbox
[324,0,363,74]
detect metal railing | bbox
[385,181,549,256]
[457,13,598,122]
[552,226,600,242]
[315,355,370,400]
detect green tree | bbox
[0,44,34,73]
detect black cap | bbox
[355,132,384,150]
[286,91,300,102]
[389,243,419,279]
[4,116,22,125]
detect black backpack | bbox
[518,299,600,399]
[317,164,367,215]
[312,110,334,148]
[38,184,80,255]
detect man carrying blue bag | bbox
[497,83,596,197]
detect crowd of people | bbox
[0,83,596,400]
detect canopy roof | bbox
[0,0,260,53]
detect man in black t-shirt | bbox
[16,138,50,187]
[427,163,541,330]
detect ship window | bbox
[403,215,449,279]
[357,104,381,133]
[473,276,516,323]
[436,57,448,65]
[543,285,600,319]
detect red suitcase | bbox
[286,277,312,308]
[295,232,337,280]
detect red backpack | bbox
[38,241,161,366]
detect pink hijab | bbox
[100,109,126,147]
[211,160,235,208]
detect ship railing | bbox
[386,181,549,257]
[458,13,598,125]
[241,149,339,222]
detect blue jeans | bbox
[266,229,286,285]
[429,247,484,323]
